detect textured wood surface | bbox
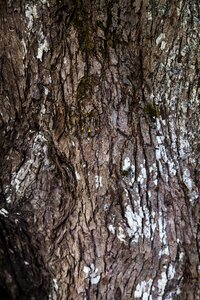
[0,0,199,299]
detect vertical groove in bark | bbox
[0,0,199,299]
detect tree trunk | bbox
[0,0,199,299]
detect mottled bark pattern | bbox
[0,0,199,299]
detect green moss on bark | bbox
[144,103,160,120]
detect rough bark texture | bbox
[0,0,199,299]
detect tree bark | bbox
[0,0,199,299]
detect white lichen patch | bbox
[168,264,176,280]
[103,203,110,211]
[75,171,81,181]
[183,168,192,190]
[178,125,191,159]
[48,75,52,84]
[52,279,59,292]
[83,266,90,277]
[37,29,49,61]
[179,252,184,261]
[157,271,167,299]
[158,214,167,244]
[168,160,176,177]
[83,264,100,285]
[176,0,183,16]
[117,225,126,242]
[7,132,49,202]
[95,176,102,188]
[91,273,100,284]
[182,168,198,202]
[137,163,147,188]
[44,87,49,96]
[156,33,165,47]
[161,41,166,50]
[158,212,169,256]
[123,157,131,171]
[159,247,169,257]
[122,157,135,185]
[40,0,49,5]
[134,279,153,299]
[108,189,156,244]
[108,184,157,244]
[125,204,143,241]
[108,224,116,234]
[156,130,168,163]
[25,4,38,30]
[5,190,11,203]
[144,207,156,240]
[124,199,156,243]
[40,104,46,116]
[0,208,8,217]
[150,163,158,186]
[21,38,27,59]
[155,118,177,180]
[176,287,181,295]
[147,11,152,21]
[152,4,199,205]
[158,211,170,257]
[165,292,173,300]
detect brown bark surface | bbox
[0,0,199,299]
